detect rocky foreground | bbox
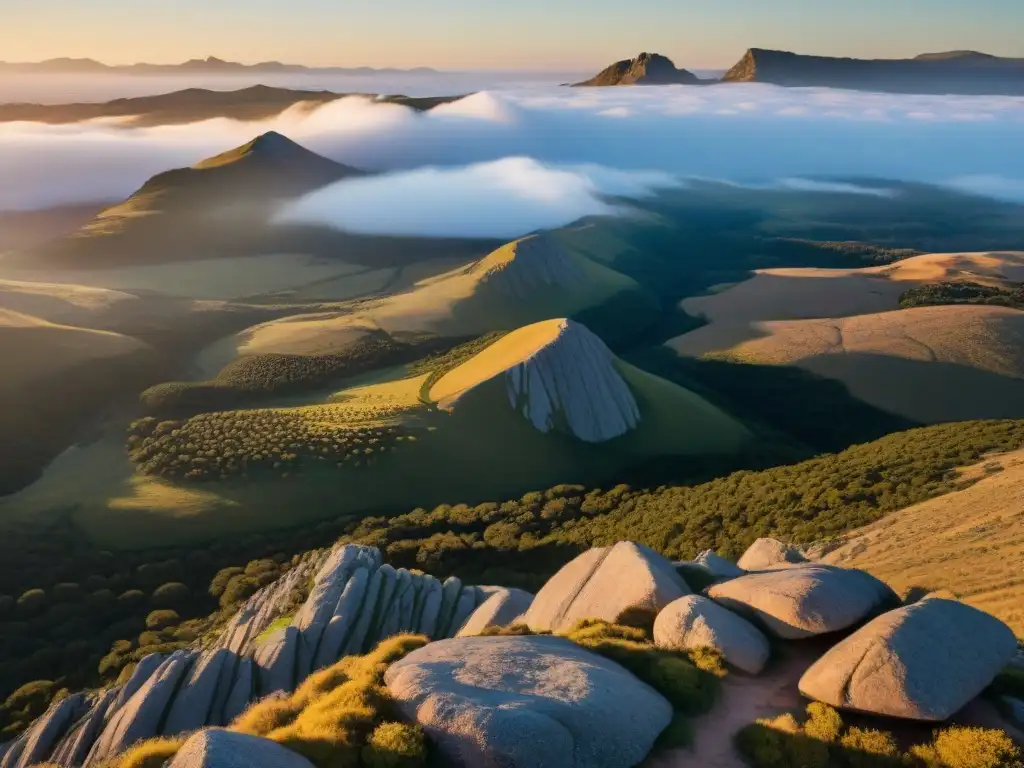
[3,539,1022,768]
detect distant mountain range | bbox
[722,48,1024,94]
[573,53,701,86]
[574,48,1024,94]
[0,56,439,76]
[0,84,461,126]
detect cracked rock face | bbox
[384,634,672,768]
[433,318,642,443]
[12,543,496,767]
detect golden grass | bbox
[429,318,567,407]
[672,305,1024,423]
[0,253,366,300]
[670,251,1024,356]
[0,309,149,391]
[104,736,186,768]
[230,634,429,768]
[824,448,1024,634]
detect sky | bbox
[1,0,1023,70]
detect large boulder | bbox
[708,564,896,639]
[524,542,688,632]
[164,649,231,735]
[385,634,672,768]
[255,626,300,696]
[799,597,1019,721]
[736,538,807,571]
[168,729,316,768]
[696,550,745,580]
[457,588,535,637]
[654,595,770,674]
[2,693,86,768]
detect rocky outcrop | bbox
[654,595,770,674]
[799,597,1019,720]
[385,634,672,768]
[736,538,807,571]
[708,564,896,639]
[575,53,701,86]
[721,48,1024,95]
[457,588,535,637]
[19,543,498,767]
[168,729,316,768]
[431,318,643,443]
[524,542,688,632]
[1,694,87,768]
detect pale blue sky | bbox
[1,0,1021,70]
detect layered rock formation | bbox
[575,53,701,86]
[431,318,643,443]
[385,634,673,768]
[722,48,1024,94]
[0,544,497,768]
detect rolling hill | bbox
[0,317,751,548]
[823,447,1024,634]
[196,233,658,373]
[671,305,1024,424]
[24,132,361,268]
[667,251,1024,355]
[574,52,701,86]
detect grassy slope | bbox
[823,448,1024,633]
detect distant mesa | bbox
[574,52,701,86]
[722,47,1024,94]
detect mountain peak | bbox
[470,234,586,299]
[191,131,332,170]
[574,52,700,87]
[430,318,641,442]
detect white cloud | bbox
[2,83,1024,233]
[275,157,680,238]
[944,175,1024,202]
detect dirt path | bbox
[644,642,827,768]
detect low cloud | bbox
[275,157,679,238]
[1,83,1023,238]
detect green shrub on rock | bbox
[913,726,1023,768]
[361,722,428,768]
[145,609,180,631]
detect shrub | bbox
[109,736,186,768]
[17,588,47,615]
[229,633,430,768]
[361,722,428,768]
[735,716,830,768]
[838,727,901,768]
[220,575,259,608]
[145,609,180,630]
[117,590,146,611]
[151,582,191,609]
[988,665,1024,700]
[209,567,245,598]
[565,620,721,716]
[803,702,843,744]
[917,726,1023,768]
[51,582,83,602]
[654,712,694,751]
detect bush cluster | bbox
[139,332,459,419]
[900,281,1024,311]
[736,702,1022,768]
[127,411,417,482]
